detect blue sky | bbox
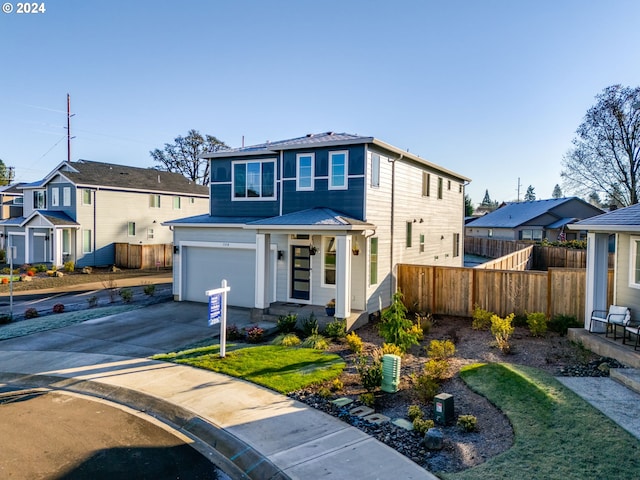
[2,0,640,205]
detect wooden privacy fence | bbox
[115,243,173,269]
[474,245,533,270]
[398,264,614,323]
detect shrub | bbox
[226,324,244,341]
[35,264,47,273]
[324,318,347,339]
[87,295,98,308]
[423,358,450,382]
[119,287,133,303]
[527,312,548,337]
[24,308,39,319]
[330,378,344,392]
[0,314,11,325]
[272,333,301,347]
[413,417,435,435]
[0,250,4,263]
[277,314,298,333]
[300,314,319,337]
[63,261,75,273]
[472,305,493,330]
[549,314,581,335]
[318,387,332,398]
[26,270,35,277]
[457,414,478,432]
[491,313,515,353]
[379,291,421,352]
[1,267,9,274]
[52,303,65,314]
[245,325,265,343]
[415,312,433,334]
[426,339,456,360]
[407,404,424,421]
[381,342,404,357]
[355,353,382,392]
[1,278,7,285]
[359,392,375,407]
[301,333,329,350]
[412,373,440,403]
[346,331,363,353]
[143,284,156,296]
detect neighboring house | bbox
[0,183,24,219]
[165,132,470,323]
[1,160,209,267]
[570,204,640,329]
[465,197,604,241]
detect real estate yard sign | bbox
[206,280,230,358]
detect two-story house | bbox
[1,160,209,267]
[166,132,470,323]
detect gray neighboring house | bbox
[570,204,640,329]
[1,160,209,267]
[465,197,604,241]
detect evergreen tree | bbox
[524,185,536,201]
[552,184,563,198]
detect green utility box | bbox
[433,393,454,425]
[381,354,401,393]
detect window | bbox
[488,229,493,238]
[190,197,195,204]
[173,196,181,209]
[631,237,640,288]
[62,229,70,255]
[233,159,276,199]
[329,151,348,190]
[453,233,460,257]
[33,190,46,209]
[51,188,59,207]
[82,189,92,205]
[419,234,425,253]
[148,228,155,239]
[406,222,412,247]
[422,172,430,197]
[82,230,92,253]
[150,194,161,208]
[447,180,451,190]
[128,222,136,237]
[459,183,463,193]
[371,153,380,188]
[437,177,443,199]
[324,236,336,285]
[14,197,23,205]
[63,187,71,206]
[521,229,543,241]
[296,153,315,191]
[370,237,378,285]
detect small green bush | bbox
[143,284,156,296]
[318,387,332,398]
[512,313,528,328]
[272,333,301,347]
[277,314,298,333]
[0,250,5,263]
[330,378,344,392]
[407,404,424,421]
[412,373,440,403]
[472,305,493,330]
[226,324,244,341]
[359,392,375,407]
[491,313,515,353]
[346,331,363,353]
[324,318,347,339]
[457,414,478,432]
[301,333,329,350]
[300,314,319,337]
[549,314,581,335]
[426,339,456,360]
[35,264,47,273]
[423,358,450,382]
[119,287,133,303]
[24,307,39,319]
[413,417,435,435]
[356,354,382,392]
[381,342,404,357]
[63,261,75,273]
[527,312,548,337]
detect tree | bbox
[524,185,536,201]
[464,194,474,216]
[552,184,563,198]
[561,85,640,206]
[150,130,228,185]
[481,189,493,206]
[587,191,603,208]
[0,159,9,186]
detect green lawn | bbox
[443,363,640,480]
[154,344,345,393]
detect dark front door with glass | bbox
[291,245,311,301]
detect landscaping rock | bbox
[20,275,32,282]
[424,428,444,450]
[82,266,93,274]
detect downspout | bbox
[389,154,403,297]
[93,189,97,266]
[279,150,284,217]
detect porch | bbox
[251,301,369,332]
[568,328,640,369]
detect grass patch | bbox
[443,363,640,480]
[0,305,142,340]
[154,344,345,393]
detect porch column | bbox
[585,232,610,331]
[52,228,60,266]
[335,234,352,318]
[255,233,271,310]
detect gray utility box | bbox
[433,393,454,425]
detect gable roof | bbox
[467,197,600,229]
[31,160,209,196]
[571,203,640,233]
[204,131,470,182]
[21,210,79,227]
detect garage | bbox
[181,244,258,307]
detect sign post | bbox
[206,279,230,358]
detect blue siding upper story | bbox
[46,182,77,219]
[209,145,366,220]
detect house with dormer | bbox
[165,132,470,323]
[1,160,209,267]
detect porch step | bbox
[252,302,371,332]
[610,369,640,395]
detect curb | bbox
[0,372,290,480]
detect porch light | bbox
[278,250,284,260]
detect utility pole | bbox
[517,177,522,202]
[66,94,75,162]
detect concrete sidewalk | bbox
[0,302,435,480]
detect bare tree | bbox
[150,130,228,185]
[561,85,640,206]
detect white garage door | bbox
[182,246,256,307]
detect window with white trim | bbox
[437,177,443,199]
[51,188,59,207]
[329,151,348,190]
[63,187,71,206]
[323,236,336,286]
[406,222,412,247]
[370,237,378,285]
[82,230,92,253]
[422,172,430,197]
[128,222,136,237]
[233,159,276,199]
[630,237,640,288]
[173,196,181,209]
[62,229,71,255]
[296,153,314,191]
[33,190,46,209]
[82,189,92,205]
[149,194,161,208]
[371,153,380,188]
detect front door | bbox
[291,245,311,301]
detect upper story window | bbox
[51,187,59,207]
[150,194,161,208]
[630,237,640,288]
[453,233,460,257]
[173,196,181,209]
[371,153,380,188]
[233,159,276,199]
[296,153,315,191]
[422,172,430,197]
[82,189,92,205]
[33,190,46,209]
[63,187,71,206]
[329,151,348,190]
[437,177,443,199]
[406,221,412,247]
